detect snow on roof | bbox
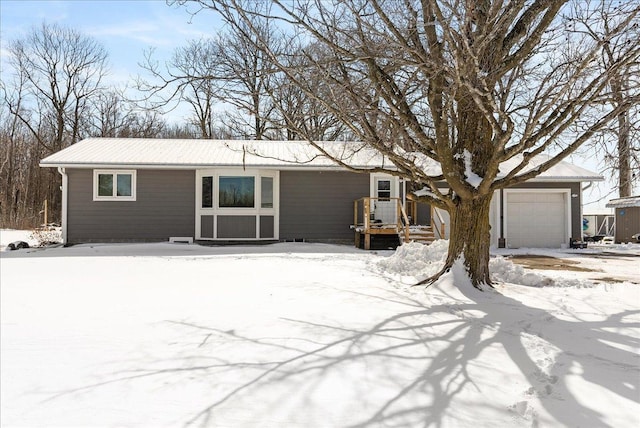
[40,138,386,169]
[606,196,640,208]
[40,138,603,181]
[499,153,603,182]
[405,150,602,182]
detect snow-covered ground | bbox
[1,230,639,427]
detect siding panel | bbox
[615,207,640,243]
[67,169,195,243]
[280,171,370,241]
[201,215,214,238]
[260,216,275,239]
[217,215,256,238]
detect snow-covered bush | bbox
[29,226,62,247]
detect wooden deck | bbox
[353,197,445,250]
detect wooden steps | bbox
[353,197,445,250]
[401,225,437,245]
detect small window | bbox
[219,176,255,208]
[261,177,273,208]
[202,176,213,208]
[377,179,391,200]
[94,170,136,201]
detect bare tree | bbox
[140,8,286,139]
[568,0,639,197]
[5,22,108,151]
[88,89,171,138]
[91,90,133,137]
[180,0,640,288]
[213,17,283,139]
[139,40,222,139]
[2,22,108,225]
[270,42,348,140]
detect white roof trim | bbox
[606,196,640,208]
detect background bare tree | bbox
[270,42,348,141]
[568,0,639,198]
[139,40,222,138]
[182,0,640,287]
[213,17,283,139]
[1,22,109,226]
[5,22,108,153]
[140,11,293,140]
[0,22,173,228]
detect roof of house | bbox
[606,196,640,208]
[40,138,603,182]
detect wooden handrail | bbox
[354,197,406,227]
[397,199,411,243]
[431,205,446,239]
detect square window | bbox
[377,180,391,199]
[219,176,255,208]
[117,174,132,197]
[98,174,113,197]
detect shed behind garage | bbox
[606,196,640,243]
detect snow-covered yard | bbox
[1,230,639,427]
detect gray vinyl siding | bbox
[67,169,195,243]
[614,207,640,243]
[260,216,275,239]
[280,171,370,241]
[201,215,214,238]
[416,203,431,225]
[217,215,256,239]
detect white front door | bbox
[372,175,398,225]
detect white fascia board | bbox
[526,177,604,182]
[39,162,395,172]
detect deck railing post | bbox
[364,198,370,231]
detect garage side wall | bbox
[280,171,370,242]
[66,169,195,243]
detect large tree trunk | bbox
[416,194,493,290]
[419,194,494,289]
[447,195,493,288]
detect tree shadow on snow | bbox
[50,280,639,427]
[148,280,638,427]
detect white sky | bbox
[0,0,630,213]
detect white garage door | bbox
[506,192,567,248]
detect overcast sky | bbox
[0,0,624,212]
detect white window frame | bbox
[93,169,137,201]
[195,169,279,240]
[217,173,257,210]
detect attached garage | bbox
[505,190,570,248]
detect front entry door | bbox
[373,177,397,224]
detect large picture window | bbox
[219,176,255,208]
[94,170,136,201]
